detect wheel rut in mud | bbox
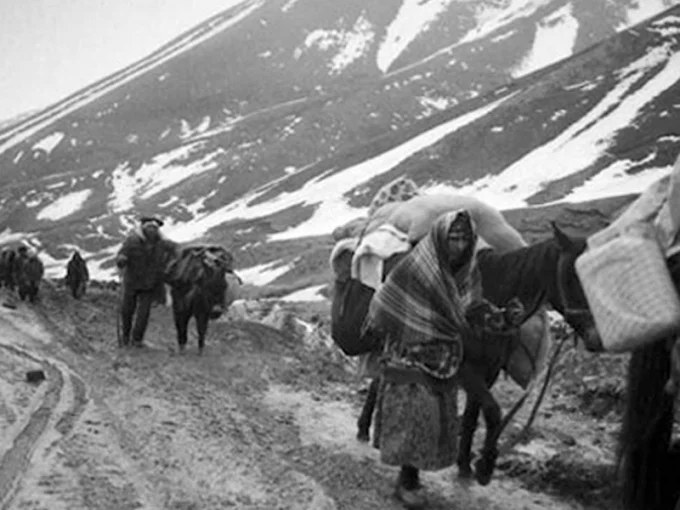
[0,335,89,509]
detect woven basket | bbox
[575,223,680,352]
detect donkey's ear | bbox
[551,221,573,250]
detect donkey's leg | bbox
[459,364,502,478]
[195,310,209,354]
[357,377,379,442]
[30,283,39,303]
[475,393,501,486]
[177,314,190,352]
[458,364,502,486]
[171,292,189,352]
[457,397,481,478]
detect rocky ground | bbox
[0,280,629,510]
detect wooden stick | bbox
[499,332,570,455]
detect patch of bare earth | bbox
[0,282,621,509]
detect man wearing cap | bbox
[115,216,178,347]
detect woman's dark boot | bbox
[395,465,426,509]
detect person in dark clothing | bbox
[66,250,90,298]
[116,216,178,347]
[14,245,44,303]
[13,246,30,290]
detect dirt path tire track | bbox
[0,343,62,509]
[0,319,89,510]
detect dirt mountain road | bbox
[0,285,613,509]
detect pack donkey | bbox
[165,245,239,353]
[332,195,600,485]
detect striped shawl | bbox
[367,210,482,353]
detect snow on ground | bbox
[459,0,553,46]
[36,251,66,279]
[0,1,263,156]
[134,144,224,199]
[45,181,67,190]
[560,155,673,204]
[377,0,455,73]
[281,0,302,13]
[180,116,211,139]
[36,189,92,221]
[108,163,137,213]
[33,132,65,154]
[280,284,327,302]
[0,228,31,246]
[384,0,553,76]
[619,0,679,30]
[418,96,457,112]
[492,30,517,43]
[512,3,579,78]
[238,260,294,286]
[106,144,223,210]
[649,13,680,37]
[303,15,375,74]
[164,91,515,243]
[449,45,680,210]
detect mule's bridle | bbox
[555,252,599,348]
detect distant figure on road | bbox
[14,245,44,304]
[0,248,16,290]
[65,250,89,299]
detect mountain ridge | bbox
[0,0,677,287]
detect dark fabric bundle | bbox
[165,245,233,287]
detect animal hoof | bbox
[356,429,370,443]
[394,485,426,509]
[474,452,498,486]
[457,462,473,479]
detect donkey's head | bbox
[551,222,603,352]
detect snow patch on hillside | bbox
[164,91,515,243]
[36,189,92,221]
[620,0,679,30]
[33,132,65,154]
[239,260,294,286]
[280,284,327,302]
[561,156,673,203]
[512,4,579,78]
[109,163,137,212]
[303,15,375,74]
[452,45,680,209]
[377,0,455,73]
[460,0,553,45]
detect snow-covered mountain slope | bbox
[0,1,678,286]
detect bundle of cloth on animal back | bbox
[329,179,549,388]
[165,245,235,288]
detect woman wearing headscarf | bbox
[366,209,482,509]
